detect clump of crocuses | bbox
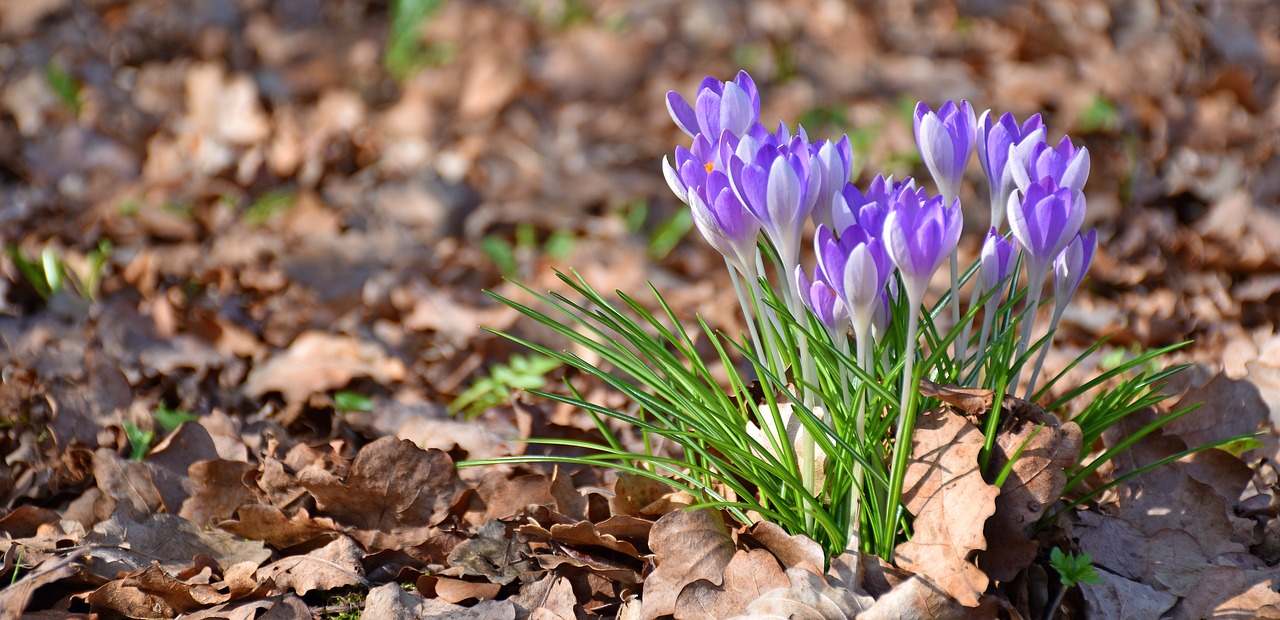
[663,70,1094,555]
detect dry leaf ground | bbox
[2,0,1280,617]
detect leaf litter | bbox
[2,0,1280,617]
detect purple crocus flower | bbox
[667,71,761,140]
[684,169,761,275]
[978,227,1016,297]
[729,122,820,271]
[795,265,848,334]
[883,187,963,298]
[1011,135,1090,194]
[977,111,1045,230]
[914,101,977,201]
[1006,177,1086,279]
[830,175,914,237]
[1053,229,1098,303]
[810,136,854,231]
[814,225,895,332]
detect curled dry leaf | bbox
[892,407,999,607]
[1080,567,1177,620]
[858,575,1006,620]
[258,534,367,595]
[726,566,869,620]
[85,563,229,618]
[640,508,737,619]
[242,331,407,404]
[446,519,536,586]
[80,511,270,579]
[676,548,788,619]
[216,504,341,549]
[979,406,1082,581]
[745,521,826,576]
[299,436,466,551]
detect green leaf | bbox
[45,61,81,115]
[244,190,295,227]
[1049,547,1103,587]
[648,209,693,259]
[154,405,199,433]
[335,391,374,413]
[122,421,154,461]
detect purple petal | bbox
[666,92,698,137]
[695,89,723,141]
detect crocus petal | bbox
[695,89,723,141]
[719,81,753,137]
[1059,147,1091,193]
[766,156,801,235]
[666,92,698,137]
[663,155,686,203]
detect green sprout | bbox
[244,190,295,227]
[449,353,561,419]
[122,421,154,461]
[45,61,81,115]
[384,0,452,81]
[1047,547,1103,617]
[154,404,199,433]
[6,240,112,303]
[335,391,375,414]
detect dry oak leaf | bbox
[80,511,270,579]
[1080,567,1177,620]
[85,562,229,618]
[892,407,999,607]
[676,548,789,619]
[242,331,406,404]
[0,550,85,620]
[258,534,367,596]
[858,575,1005,620]
[363,581,518,620]
[298,436,466,551]
[980,409,1082,582]
[640,507,737,619]
[1170,565,1280,619]
[746,521,827,577]
[217,504,341,549]
[727,566,872,620]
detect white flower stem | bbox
[728,260,767,371]
[960,283,982,384]
[1010,263,1047,392]
[950,249,963,359]
[1024,303,1065,401]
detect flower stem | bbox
[1010,263,1047,391]
[1025,303,1065,401]
[883,285,924,559]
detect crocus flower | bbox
[729,122,820,273]
[1006,177,1086,280]
[684,169,761,275]
[883,187,963,300]
[830,175,914,237]
[810,136,854,231]
[977,111,1045,230]
[1011,135,1090,194]
[667,71,761,140]
[795,265,848,335]
[914,101,977,201]
[978,227,1016,298]
[814,225,894,335]
[1053,229,1098,304]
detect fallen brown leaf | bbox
[980,407,1082,581]
[258,534,367,595]
[242,331,407,404]
[727,566,872,620]
[299,436,466,550]
[640,507,737,619]
[893,407,999,607]
[676,548,788,619]
[1079,567,1177,620]
[80,511,270,579]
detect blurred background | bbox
[1,0,1278,440]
